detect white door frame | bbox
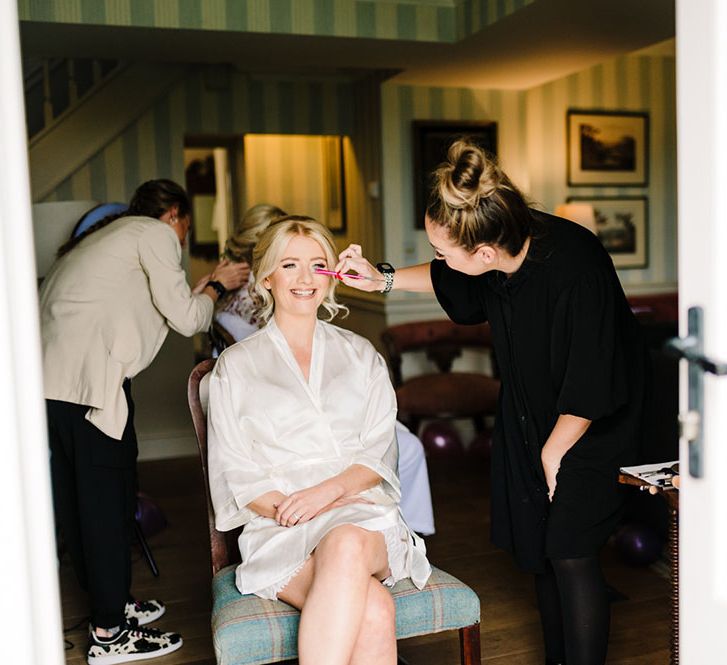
[677,0,727,661]
[0,2,64,663]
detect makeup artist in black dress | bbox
[335,139,646,665]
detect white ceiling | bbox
[20,0,675,90]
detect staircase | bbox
[26,60,186,201]
[24,56,120,139]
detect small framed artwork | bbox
[567,196,648,269]
[413,120,497,228]
[320,135,347,234]
[567,110,649,186]
[184,154,221,260]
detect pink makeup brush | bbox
[314,268,376,281]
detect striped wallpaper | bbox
[39,52,676,292]
[380,53,677,292]
[525,54,677,290]
[456,0,535,38]
[41,68,355,203]
[380,82,528,270]
[243,134,334,223]
[18,0,531,43]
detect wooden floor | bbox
[60,455,671,664]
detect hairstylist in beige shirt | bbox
[40,179,246,665]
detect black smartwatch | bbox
[376,262,395,294]
[207,280,227,298]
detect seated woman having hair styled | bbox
[213,203,435,536]
[207,216,431,665]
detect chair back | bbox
[382,319,495,387]
[187,358,243,576]
[209,320,236,356]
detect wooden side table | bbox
[618,473,679,665]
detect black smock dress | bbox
[431,211,646,574]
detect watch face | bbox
[377,262,395,274]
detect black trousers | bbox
[47,380,138,629]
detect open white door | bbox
[0,2,65,663]
[676,0,727,661]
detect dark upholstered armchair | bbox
[381,319,500,437]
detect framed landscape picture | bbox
[413,120,497,228]
[567,110,649,186]
[567,196,648,269]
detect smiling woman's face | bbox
[263,234,330,319]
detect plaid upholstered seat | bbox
[211,564,480,665]
[188,359,482,665]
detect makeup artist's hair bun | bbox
[426,139,532,257]
[435,141,500,211]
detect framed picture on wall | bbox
[567,110,649,186]
[320,135,347,234]
[413,120,497,228]
[184,154,220,260]
[567,195,648,269]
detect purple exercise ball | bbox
[135,492,168,538]
[613,522,664,567]
[420,421,464,458]
[468,431,493,458]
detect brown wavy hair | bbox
[57,179,190,257]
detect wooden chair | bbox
[187,359,482,665]
[209,320,236,357]
[382,319,500,436]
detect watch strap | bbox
[207,280,227,298]
[376,263,395,294]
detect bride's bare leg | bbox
[277,557,315,609]
[278,560,396,664]
[279,525,391,665]
[348,577,397,665]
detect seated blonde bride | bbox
[207,216,431,665]
[213,203,435,535]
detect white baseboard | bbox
[385,297,445,324]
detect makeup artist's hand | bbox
[192,273,213,294]
[192,260,250,294]
[210,259,250,291]
[335,244,384,292]
[541,448,561,502]
[275,482,344,527]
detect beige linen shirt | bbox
[40,215,214,439]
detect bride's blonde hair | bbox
[251,216,349,323]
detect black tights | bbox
[534,556,610,665]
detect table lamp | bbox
[554,202,597,233]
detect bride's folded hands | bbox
[247,490,289,521]
[274,482,343,527]
[276,490,375,528]
[274,467,379,527]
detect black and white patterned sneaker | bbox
[124,598,166,626]
[87,623,182,664]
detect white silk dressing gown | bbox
[208,318,431,599]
